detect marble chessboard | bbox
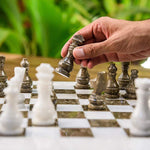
[0,81,150,150]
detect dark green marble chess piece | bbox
[118,62,130,90]
[55,35,85,78]
[21,58,32,93]
[124,69,138,99]
[74,66,90,89]
[0,56,7,97]
[105,63,119,99]
[88,71,107,110]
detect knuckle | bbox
[87,45,96,57]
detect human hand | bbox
[61,17,150,68]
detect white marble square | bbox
[107,105,134,112]
[30,98,37,104]
[32,89,38,94]
[58,118,90,128]
[26,127,60,138]
[53,81,75,90]
[92,127,127,138]
[0,98,5,104]
[57,104,83,112]
[84,111,115,119]
[75,89,93,94]
[24,93,32,99]
[32,81,37,85]
[22,118,28,128]
[79,99,89,105]
[117,119,131,129]
[56,94,78,99]
[127,100,136,106]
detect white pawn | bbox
[14,67,26,109]
[130,78,150,136]
[32,63,57,126]
[0,78,23,135]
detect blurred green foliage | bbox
[0,0,150,58]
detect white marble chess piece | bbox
[130,78,150,136]
[32,63,57,126]
[14,67,26,109]
[0,78,23,135]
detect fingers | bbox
[73,40,110,59]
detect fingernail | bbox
[74,48,85,58]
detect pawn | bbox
[88,71,107,110]
[124,69,138,99]
[130,78,150,136]
[32,63,57,126]
[74,66,90,89]
[105,63,119,99]
[0,78,23,135]
[21,58,32,93]
[14,67,26,109]
[0,56,7,97]
[55,35,85,78]
[118,62,130,90]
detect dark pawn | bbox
[88,71,107,110]
[21,58,32,93]
[74,67,90,89]
[105,63,119,99]
[124,69,138,99]
[118,62,130,90]
[0,56,7,97]
[55,35,85,78]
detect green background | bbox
[0,0,150,58]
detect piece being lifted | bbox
[55,35,85,78]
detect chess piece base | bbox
[0,125,23,136]
[105,93,119,99]
[130,123,150,137]
[74,83,90,89]
[123,93,136,99]
[55,67,69,78]
[0,91,5,97]
[88,103,106,110]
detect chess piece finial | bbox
[88,71,107,110]
[0,56,7,97]
[118,62,130,90]
[125,69,138,99]
[20,58,32,93]
[130,78,150,136]
[105,63,119,99]
[55,35,85,78]
[74,66,90,89]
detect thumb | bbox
[73,40,110,59]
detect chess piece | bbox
[105,63,119,99]
[130,78,150,137]
[21,58,32,93]
[32,63,57,126]
[88,71,107,110]
[55,35,85,78]
[74,66,90,89]
[124,69,138,99]
[14,67,26,109]
[0,78,24,135]
[118,62,130,90]
[0,56,7,97]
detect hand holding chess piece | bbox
[55,35,85,78]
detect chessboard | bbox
[0,81,150,150]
